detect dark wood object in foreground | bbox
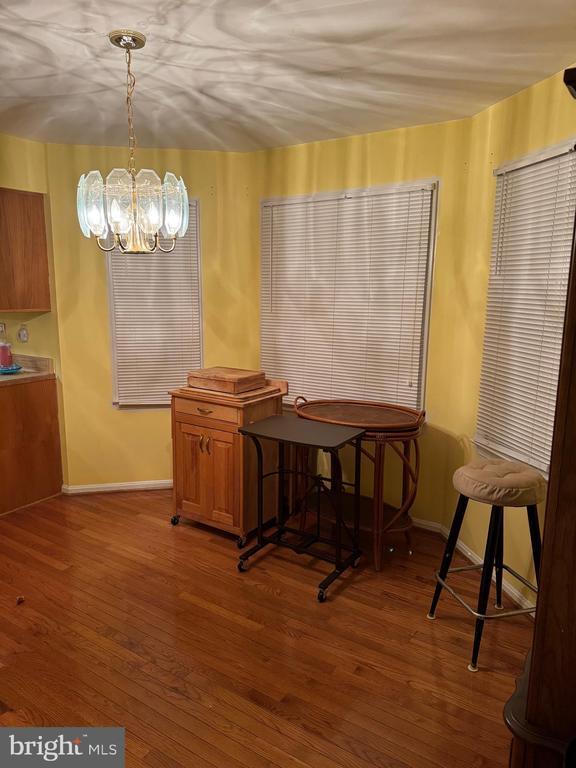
[294,397,424,569]
[0,490,531,767]
[506,152,576,767]
[0,375,62,514]
[0,187,51,312]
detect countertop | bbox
[0,370,55,387]
[0,354,55,388]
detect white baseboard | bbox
[411,517,445,535]
[412,516,536,612]
[61,479,173,495]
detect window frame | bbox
[474,140,576,472]
[106,199,203,409]
[259,179,439,409]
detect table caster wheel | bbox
[170,515,180,526]
[236,535,247,549]
[317,589,327,603]
[237,560,248,573]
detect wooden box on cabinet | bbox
[0,187,51,311]
[171,380,287,542]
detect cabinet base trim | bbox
[1,492,61,517]
[62,480,173,494]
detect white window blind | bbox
[476,148,576,472]
[107,201,202,407]
[260,183,436,408]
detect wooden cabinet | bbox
[175,422,206,519]
[0,187,51,311]
[0,375,62,513]
[171,382,287,541]
[175,422,237,528]
[207,428,237,528]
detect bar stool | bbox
[427,458,546,672]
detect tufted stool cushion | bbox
[453,458,546,507]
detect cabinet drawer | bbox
[174,397,237,424]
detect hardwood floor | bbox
[0,491,532,767]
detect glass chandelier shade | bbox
[77,168,188,252]
[76,31,188,254]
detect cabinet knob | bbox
[199,435,205,452]
[197,407,213,415]
[205,437,211,454]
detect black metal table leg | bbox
[353,437,361,567]
[332,449,342,570]
[278,441,286,531]
[238,416,365,601]
[317,441,362,601]
[316,472,321,540]
[255,435,264,545]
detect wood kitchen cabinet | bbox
[0,374,62,513]
[0,186,51,311]
[174,422,237,529]
[171,381,287,544]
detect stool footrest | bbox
[434,565,537,620]
[445,563,538,593]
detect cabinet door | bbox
[0,187,50,311]
[175,422,210,518]
[204,428,238,530]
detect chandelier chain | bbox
[126,49,137,177]
[78,30,189,253]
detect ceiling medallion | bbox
[76,30,188,254]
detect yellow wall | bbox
[45,144,261,486]
[2,67,575,601]
[0,133,47,192]
[254,70,576,600]
[0,133,69,480]
[1,136,261,485]
[258,118,475,520]
[450,72,576,595]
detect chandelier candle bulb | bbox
[76,31,188,254]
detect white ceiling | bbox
[1,0,576,152]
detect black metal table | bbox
[238,414,365,602]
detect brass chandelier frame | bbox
[97,31,177,254]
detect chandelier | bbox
[76,30,188,254]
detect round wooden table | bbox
[294,398,425,570]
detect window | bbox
[107,201,202,406]
[260,182,437,408]
[476,145,576,472]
